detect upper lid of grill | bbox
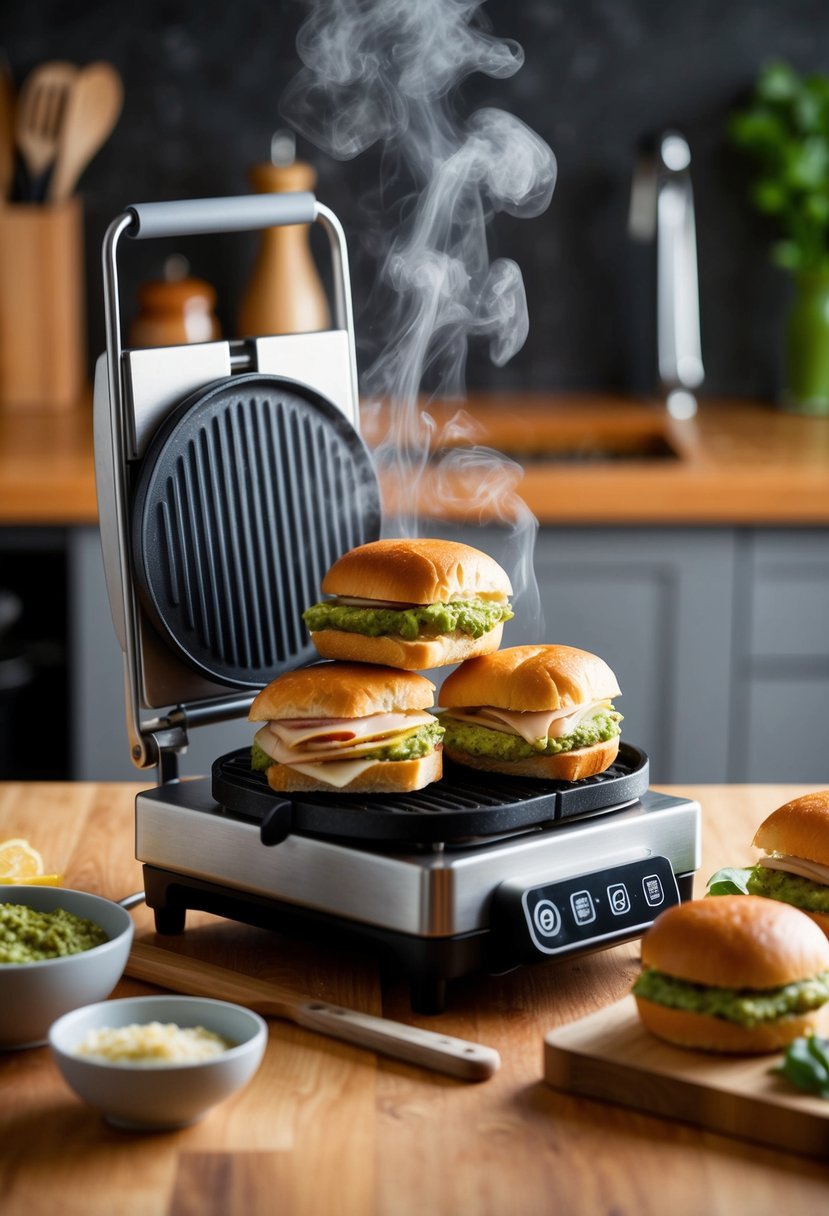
[130,372,382,688]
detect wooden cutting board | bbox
[544,995,829,1157]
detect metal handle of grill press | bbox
[125,192,318,240]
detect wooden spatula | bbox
[47,60,123,203]
[126,940,501,1082]
[15,60,78,200]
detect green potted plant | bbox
[729,60,829,414]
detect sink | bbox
[484,431,680,464]
[364,395,690,466]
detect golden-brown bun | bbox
[264,748,442,794]
[439,644,621,712]
[249,662,435,722]
[309,621,504,671]
[801,908,829,937]
[641,895,829,990]
[320,537,512,604]
[444,736,619,781]
[634,995,829,1054]
[752,790,829,867]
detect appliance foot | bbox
[410,977,447,1016]
[153,905,186,935]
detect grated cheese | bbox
[73,1021,231,1065]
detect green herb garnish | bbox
[706,866,753,896]
[777,1033,829,1098]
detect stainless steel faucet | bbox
[628,130,704,419]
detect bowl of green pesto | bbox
[0,886,134,1050]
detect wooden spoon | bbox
[47,61,123,203]
[15,60,78,200]
[126,939,501,1082]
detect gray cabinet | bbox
[730,531,829,782]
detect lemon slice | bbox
[0,873,61,886]
[0,838,45,879]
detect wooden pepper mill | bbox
[129,255,221,348]
[236,131,331,338]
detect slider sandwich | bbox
[708,791,829,936]
[632,895,829,1053]
[249,662,444,793]
[438,644,622,781]
[302,538,513,670]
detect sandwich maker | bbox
[94,192,701,1013]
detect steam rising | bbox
[281,0,556,632]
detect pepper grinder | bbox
[236,131,331,338]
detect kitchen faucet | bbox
[628,130,704,419]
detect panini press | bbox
[94,193,701,1013]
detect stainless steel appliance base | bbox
[136,781,700,1012]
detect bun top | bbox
[320,538,512,605]
[752,790,829,867]
[438,644,621,712]
[249,662,436,721]
[641,895,829,990]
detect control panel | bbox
[490,855,680,967]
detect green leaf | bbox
[757,61,801,104]
[706,867,752,896]
[777,1035,829,1099]
[771,239,805,270]
[728,60,829,265]
[751,179,788,214]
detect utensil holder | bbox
[0,197,85,411]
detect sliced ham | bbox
[443,701,610,747]
[760,855,829,885]
[255,710,438,769]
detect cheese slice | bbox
[760,855,829,885]
[443,701,610,747]
[279,757,384,789]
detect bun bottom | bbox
[308,622,504,671]
[634,994,829,1054]
[443,736,619,783]
[265,748,442,794]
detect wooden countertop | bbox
[2,780,829,1216]
[2,392,829,527]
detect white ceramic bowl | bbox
[0,886,134,1050]
[49,994,268,1131]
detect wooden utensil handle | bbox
[126,942,500,1082]
[293,1001,501,1082]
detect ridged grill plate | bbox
[131,374,381,686]
[211,742,650,843]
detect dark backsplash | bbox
[5,0,827,402]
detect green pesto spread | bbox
[747,866,829,914]
[302,598,513,641]
[708,864,829,914]
[440,710,622,760]
[632,967,829,1028]
[252,720,444,772]
[0,903,108,964]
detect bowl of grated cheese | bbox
[48,994,268,1130]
